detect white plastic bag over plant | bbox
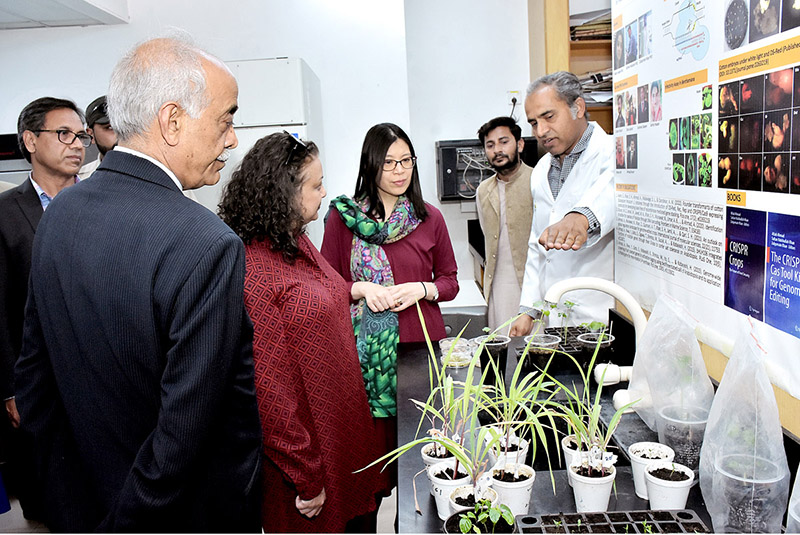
[786,462,800,532]
[627,294,714,431]
[699,319,790,534]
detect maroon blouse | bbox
[321,202,459,342]
[244,235,385,532]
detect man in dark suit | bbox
[0,97,88,519]
[15,37,262,532]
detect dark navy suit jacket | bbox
[0,179,42,401]
[15,150,262,532]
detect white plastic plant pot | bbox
[655,404,708,471]
[421,443,454,495]
[711,453,787,533]
[569,464,616,513]
[439,337,470,355]
[645,460,694,510]
[487,435,529,468]
[561,434,578,487]
[491,463,535,516]
[421,442,453,467]
[448,485,499,516]
[428,460,471,521]
[628,441,675,499]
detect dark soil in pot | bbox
[650,467,690,481]
[574,466,613,478]
[453,493,477,508]
[434,467,467,480]
[492,469,531,483]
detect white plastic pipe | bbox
[543,277,648,342]
[593,363,633,386]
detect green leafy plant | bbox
[547,331,638,477]
[458,499,514,534]
[580,321,606,333]
[642,519,653,534]
[479,322,563,485]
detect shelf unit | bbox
[542,0,612,132]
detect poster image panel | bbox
[764,67,793,110]
[720,81,740,116]
[720,154,738,188]
[686,152,697,186]
[719,116,739,153]
[699,153,713,187]
[764,109,790,152]
[651,80,663,121]
[673,153,686,184]
[724,207,767,320]
[765,212,800,338]
[739,154,763,190]
[616,136,626,169]
[763,152,790,193]
[740,74,765,114]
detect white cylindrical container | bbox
[491,463,535,516]
[428,460,471,521]
[448,485,499,516]
[628,441,675,499]
[645,461,694,510]
[487,436,529,468]
[570,464,616,513]
[422,443,454,495]
[561,434,578,487]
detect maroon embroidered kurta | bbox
[244,235,385,532]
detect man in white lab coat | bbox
[509,71,615,336]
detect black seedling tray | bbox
[515,326,589,357]
[516,326,618,374]
[515,509,711,533]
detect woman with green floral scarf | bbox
[321,123,458,527]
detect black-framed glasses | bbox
[33,129,93,148]
[383,157,416,171]
[284,130,309,166]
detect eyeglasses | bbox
[284,130,309,166]
[383,157,416,171]
[33,129,93,148]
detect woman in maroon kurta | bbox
[219,133,383,532]
[320,123,458,525]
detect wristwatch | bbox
[430,283,439,301]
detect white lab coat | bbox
[519,122,616,326]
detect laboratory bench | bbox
[395,336,713,533]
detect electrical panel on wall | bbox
[435,138,540,202]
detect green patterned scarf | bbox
[331,194,420,417]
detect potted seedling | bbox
[644,460,694,510]
[358,309,510,520]
[443,498,515,534]
[479,333,564,515]
[547,338,638,512]
[628,441,675,499]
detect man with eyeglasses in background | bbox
[0,96,88,521]
[78,95,117,179]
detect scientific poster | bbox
[612,0,800,395]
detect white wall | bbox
[0,0,532,281]
[404,0,531,276]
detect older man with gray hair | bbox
[509,71,615,336]
[15,37,262,531]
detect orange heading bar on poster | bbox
[613,14,623,31]
[616,183,638,192]
[664,70,708,93]
[719,35,800,81]
[726,190,746,205]
[614,75,638,93]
